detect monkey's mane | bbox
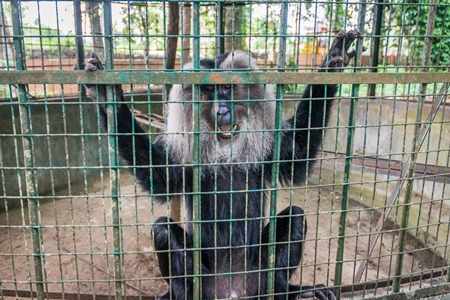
[158,51,279,172]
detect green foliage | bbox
[22,25,76,58]
[328,0,346,33]
[116,2,164,53]
[396,0,450,67]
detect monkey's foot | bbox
[297,285,337,300]
[323,30,366,71]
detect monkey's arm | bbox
[278,30,363,185]
[84,54,182,196]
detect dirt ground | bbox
[0,171,442,298]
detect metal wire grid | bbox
[0,0,449,299]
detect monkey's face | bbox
[164,51,277,167]
[200,84,247,140]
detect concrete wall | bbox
[324,98,450,167]
[0,99,107,210]
[314,98,450,258]
[0,94,163,210]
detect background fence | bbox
[0,0,450,299]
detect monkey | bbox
[83,30,363,300]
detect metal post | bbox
[217,2,225,56]
[192,1,202,298]
[392,0,438,292]
[368,0,384,97]
[10,0,45,299]
[102,1,123,299]
[73,1,85,96]
[267,2,289,298]
[334,1,366,297]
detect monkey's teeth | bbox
[218,124,237,132]
[217,124,237,138]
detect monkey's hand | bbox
[83,52,107,112]
[84,52,125,113]
[322,30,366,71]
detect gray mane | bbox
[159,51,278,172]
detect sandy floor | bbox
[0,171,442,298]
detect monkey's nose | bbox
[216,104,231,127]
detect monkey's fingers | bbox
[344,30,363,52]
[86,52,104,72]
[327,57,344,69]
[328,30,346,54]
[313,289,336,300]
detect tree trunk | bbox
[224,4,244,52]
[182,3,191,64]
[87,1,104,60]
[166,2,181,221]
[0,11,17,98]
[166,2,179,70]
[0,12,14,62]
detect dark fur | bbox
[84,30,362,300]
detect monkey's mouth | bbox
[217,124,238,139]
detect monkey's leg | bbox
[263,206,336,300]
[153,217,193,300]
[262,206,305,300]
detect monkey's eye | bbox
[223,84,232,89]
[203,85,215,92]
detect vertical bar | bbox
[267,2,288,298]
[192,1,202,299]
[10,1,45,299]
[392,0,437,292]
[73,1,85,97]
[333,2,366,297]
[368,0,384,97]
[103,1,123,299]
[217,2,225,56]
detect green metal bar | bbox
[267,2,288,298]
[362,282,450,300]
[392,0,438,292]
[353,77,449,283]
[334,2,366,297]
[102,1,123,299]
[368,0,384,97]
[10,1,45,299]
[217,2,225,55]
[73,0,85,97]
[2,71,450,85]
[191,1,202,299]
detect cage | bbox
[0,0,449,299]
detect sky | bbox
[20,1,329,35]
[22,2,78,33]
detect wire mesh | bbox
[0,1,449,299]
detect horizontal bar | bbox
[13,0,450,4]
[1,71,450,85]
[340,267,448,294]
[0,0,334,3]
[2,267,448,300]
